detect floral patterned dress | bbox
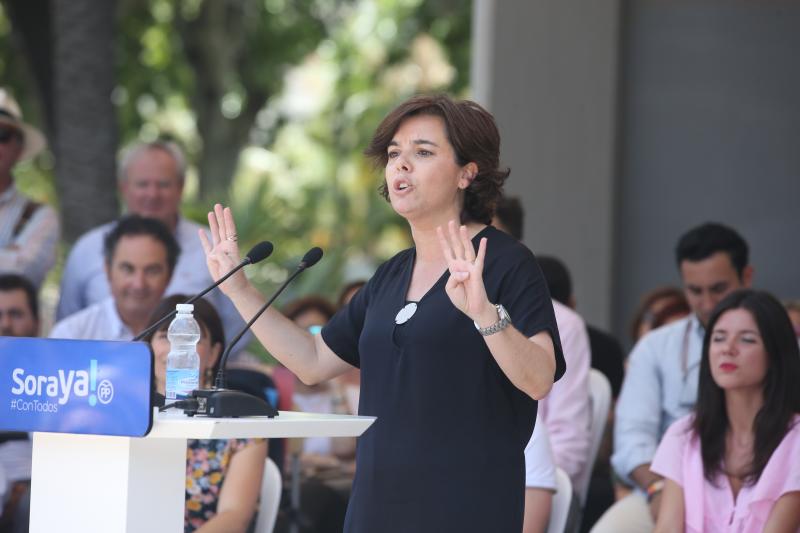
[184,438,261,533]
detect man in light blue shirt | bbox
[56,141,250,354]
[592,223,753,532]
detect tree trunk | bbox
[179,0,264,202]
[4,0,54,138]
[52,0,119,242]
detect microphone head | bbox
[245,241,274,264]
[299,247,323,269]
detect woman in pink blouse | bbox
[652,289,800,532]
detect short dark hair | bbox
[338,280,366,308]
[675,222,749,278]
[0,273,38,320]
[537,256,572,306]
[693,289,800,485]
[283,296,337,323]
[103,215,180,275]
[143,294,226,376]
[365,94,510,225]
[494,196,524,240]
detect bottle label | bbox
[165,368,199,400]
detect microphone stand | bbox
[184,251,321,418]
[133,259,249,342]
[134,241,272,342]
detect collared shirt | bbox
[49,297,133,341]
[612,314,704,484]
[536,300,592,488]
[0,184,60,287]
[55,216,250,352]
[525,419,557,491]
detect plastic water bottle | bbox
[165,303,201,401]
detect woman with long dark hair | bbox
[652,289,800,532]
[199,94,565,532]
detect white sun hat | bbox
[0,88,46,160]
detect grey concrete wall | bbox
[472,0,800,343]
[612,1,800,344]
[472,0,622,329]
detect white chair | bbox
[254,458,282,533]
[574,369,612,506]
[546,467,573,533]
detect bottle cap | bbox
[176,303,194,314]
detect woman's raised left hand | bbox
[198,203,250,297]
[436,221,492,321]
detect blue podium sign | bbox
[0,337,153,437]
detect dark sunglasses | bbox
[0,126,22,144]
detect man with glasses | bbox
[591,223,753,532]
[0,89,59,288]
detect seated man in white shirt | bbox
[523,420,557,533]
[493,197,592,529]
[0,273,42,532]
[51,215,178,340]
[493,197,592,489]
[55,141,248,352]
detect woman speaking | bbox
[200,94,565,532]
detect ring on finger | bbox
[226,234,238,242]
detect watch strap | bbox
[475,304,512,336]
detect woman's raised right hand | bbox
[198,203,251,297]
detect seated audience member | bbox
[540,302,590,520]
[630,286,690,344]
[337,280,366,309]
[492,197,591,492]
[278,296,354,533]
[523,420,557,533]
[144,294,267,533]
[784,300,800,341]
[652,290,800,532]
[537,255,625,398]
[56,140,249,354]
[593,223,753,533]
[0,89,59,287]
[284,296,356,458]
[536,255,624,528]
[0,274,39,533]
[50,215,178,340]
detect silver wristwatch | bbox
[474,304,512,336]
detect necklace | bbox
[395,302,417,325]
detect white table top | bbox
[146,410,376,439]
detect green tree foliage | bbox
[224,0,472,303]
[112,0,472,306]
[0,1,57,207]
[116,0,334,201]
[1,0,472,348]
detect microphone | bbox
[185,247,324,418]
[134,241,273,341]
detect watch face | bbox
[497,304,511,321]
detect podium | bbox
[29,411,375,533]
